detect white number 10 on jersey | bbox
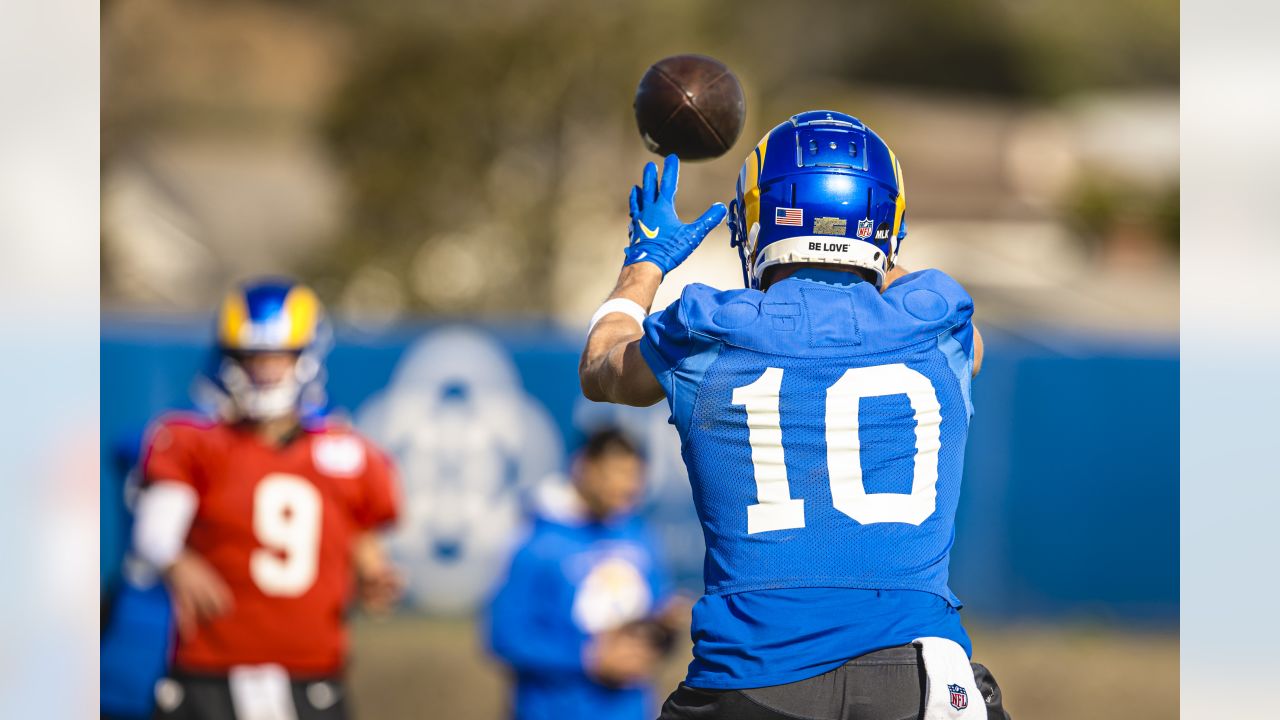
[731,364,943,534]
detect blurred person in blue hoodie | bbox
[487,428,685,720]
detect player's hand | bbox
[617,595,693,656]
[353,532,403,615]
[617,617,677,656]
[624,154,727,275]
[357,563,405,616]
[585,627,661,687]
[653,595,693,634]
[164,549,233,639]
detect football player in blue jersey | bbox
[579,111,1011,719]
[487,428,684,720]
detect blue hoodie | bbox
[486,486,672,720]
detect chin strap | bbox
[217,357,316,422]
[889,216,907,270]
[727,199,752,288]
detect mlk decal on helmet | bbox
[729,110,907,289]
[200,277,331,421]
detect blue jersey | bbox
[639,268,976,689]
[485,496,672,720]
[101,578,173,719]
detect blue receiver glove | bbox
[624,154,728,275]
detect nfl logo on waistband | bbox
[856,217,873,239]
[947,683,968,711]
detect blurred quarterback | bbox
[580,112,1011,719]
[130,279,402,720]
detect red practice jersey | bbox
[142,414,400,676]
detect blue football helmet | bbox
[728,110,908,289]
[200,277,331,421]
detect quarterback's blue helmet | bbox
[217,278,323,354]
[202,277,331,420]
[728,110,907,289]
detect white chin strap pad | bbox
[238,382,301,420]
[220,362,302,421]
[753,236,886,287]
[915,636,983,719]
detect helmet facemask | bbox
[217,351,318,422]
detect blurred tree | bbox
[102,0,1178,312]
[315,0,714,315]
[711,0,1177,101]
[1153,184,1179,254]
[847,0,1036,97]
[1065,175,1178,257]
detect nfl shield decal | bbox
[856,217,874,239]
[947,684,968,711]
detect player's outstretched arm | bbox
[133,480,234,636]
[884,264,984,376]
[580,155,726,406]
[579,263,665,406]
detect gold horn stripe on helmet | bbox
[217,291,250,349]
[888,147,906,238]
[741,135,769,251]
[217,284,320,351]
[281,285,320,349]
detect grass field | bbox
[348,616,1177,720]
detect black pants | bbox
[658,645,1011,720]
[151,672,348,720]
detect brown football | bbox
[633,54,746,161]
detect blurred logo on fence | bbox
[357,327,564,613]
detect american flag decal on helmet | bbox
[947,684,968,711]
[775,207,803,226]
